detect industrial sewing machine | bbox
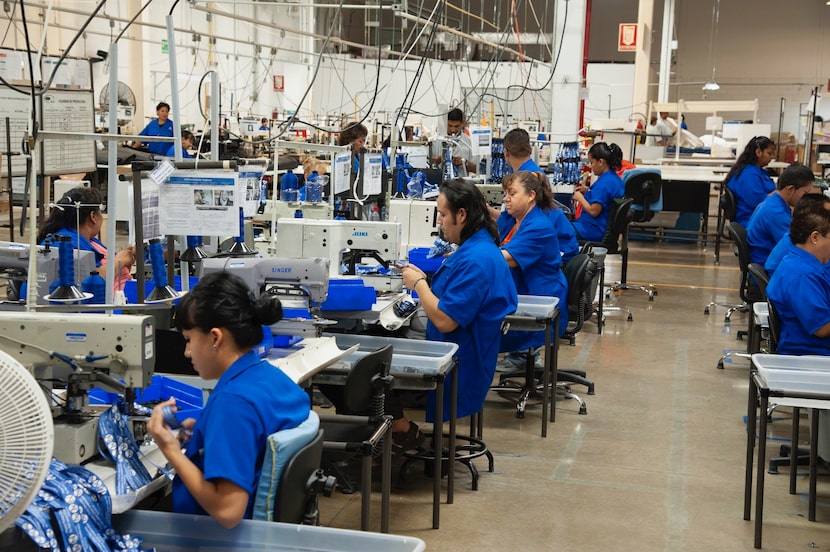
[199,256,332,338]
[0,312,154,464]
[0,240,96,305]
[274,218,404,293]
[388,198,439,254]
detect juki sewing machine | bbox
[0,312,155,464]
[273,218,403,293]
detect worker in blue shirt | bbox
[339,121,368,174]
[163,130,194,159]
[259,117,269,131]
[147,271,310,528]
[401,179,518,424]
[746,163,814,265]
[765,195,830,278]
[766,195,830,356]
[135,101,174,155]
[502,128,580,263]
[572,142,625,242]
[724,136,776,227]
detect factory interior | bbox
[2,1,830,551]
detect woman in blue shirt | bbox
[572,142,625,242]
[147,271,310,528]
[339,121,368,174]
[163,130,194,159]
[401,179,518,423]
[135,101,174,155]
[724,136,776,227]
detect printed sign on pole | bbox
[618,24,637,52]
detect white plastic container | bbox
[325,333,457,376]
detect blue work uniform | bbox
[766,247,830,356]
[764,235,795,277]
[726,164,775,228]
[46,227,105,267]
[426,228,518,420]
[138,118,174,155]
[746,192,791,266]
[516,159,545,174]
[572,169,624,242]
[173,351,310,519]
[549,208,579,264]
[497,206,568,338]
[163,143,193,159]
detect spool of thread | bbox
[148,238,168,290]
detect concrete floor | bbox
[317,238,830,552]
[3,204,829,551]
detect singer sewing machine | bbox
[274,218,403,293]
[0,240,96,305]
[0,312,154,464]
[199,256,332,337]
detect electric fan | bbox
[0,349,54,533]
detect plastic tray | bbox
[407,247,445,274]
[325,333,457,375]
[511,294,560,319]
[112,510,426,552]
[752,354,830,372]
[320,278,376,311]
[756,367,830,395]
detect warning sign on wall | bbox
[618,24,637,52]
[273,75,284,92]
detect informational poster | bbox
[0,49,24,82]
[332,153,351,195]
[0,86,36,177]
[238,167,265,217]
[41,90,96,176]
[469,126,492,157]
[159,171,239,236]
[129,179,161,245]
[42,57,92,89]
[363,153,383,195]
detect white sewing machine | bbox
[388,198,439,254]
[0,240,96,304]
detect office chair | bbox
[579,197,635,325]
[252,412,335,525]
[705,188,746,316]
[716,262,770,369]
[318,344,394,533]
[617,169,662,300]
[722,222,762,331]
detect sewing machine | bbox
[253,199,333,227]
[388,198,439,253]
[0,240,96,304]
[0,312,154,464]
[198,256,332,337]
[274,218,403,293]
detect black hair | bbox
[156,101,171,112]
[181,130,194,142]
[777,163,814,191]
[338,121,368,147]
[723,136,775,184]
[447,108,465,123]
[175,271,283,350]
[37,186,102,244]
[790,194,830,245]
[439,178,498,245]
[587,141,623,171]
[503,128,532,158]
[501,172,554,211]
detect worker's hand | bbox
[401,265,427,290]
[432,155,443,165]
[452,156,463,166]
[146,398,183,455]
[114,245,136,268]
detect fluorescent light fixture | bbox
[702,81,720,91]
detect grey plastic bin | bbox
[113,510,426,552]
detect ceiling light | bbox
[702,81,720,91]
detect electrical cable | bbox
[114,0,153,44]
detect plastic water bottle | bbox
[305,171,323,203]
[369,206,380,221]
[82,271,106,304]
[280,171,299,202]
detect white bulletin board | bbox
[40,90,96,176]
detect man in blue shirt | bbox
[766,194,830,356]
[746,163,814,266]
[135,101,174,155]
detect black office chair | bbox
[274,430,332,525]
[616,170,661,300]
[717,262,770,369]
[579,197,636,325]
[713,185,737,265]
[721,222,762,332]
[318,344,394,533]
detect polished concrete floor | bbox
[317,237,830,552]
[3,205,829,551]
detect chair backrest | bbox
[623,169,663,223]
[252,410,321,522]
[726,221,760,302]
[598,197,635,253]
[562,253,596,335]
[747,263,770,300]
[766,298,781,354]
[275,429,324,524]
[718,187,737,239]
[343,344,393,414]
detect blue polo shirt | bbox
[173,350,310,519]
[764,235,795,277]
[766,246,830,356]
[747,192,791,266]
[138,118,174,155]
[426,228,518,420]
[726,164,775,227]
[516,158,545,174]
[548,208,579,263]
[572,169,624,242]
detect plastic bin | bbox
[320,278,376,311]
[324,333,457,375]
[112,510,426,552]
[407,247,444,274]
[134,375,204,424]
[513,294,559,319]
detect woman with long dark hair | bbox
[571,141,625,242]
[725,136,776,227]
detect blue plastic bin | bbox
[320,279,376,311]
[134,375,204,425]
[408,247,444,274]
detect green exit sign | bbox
[161,39,168,54]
